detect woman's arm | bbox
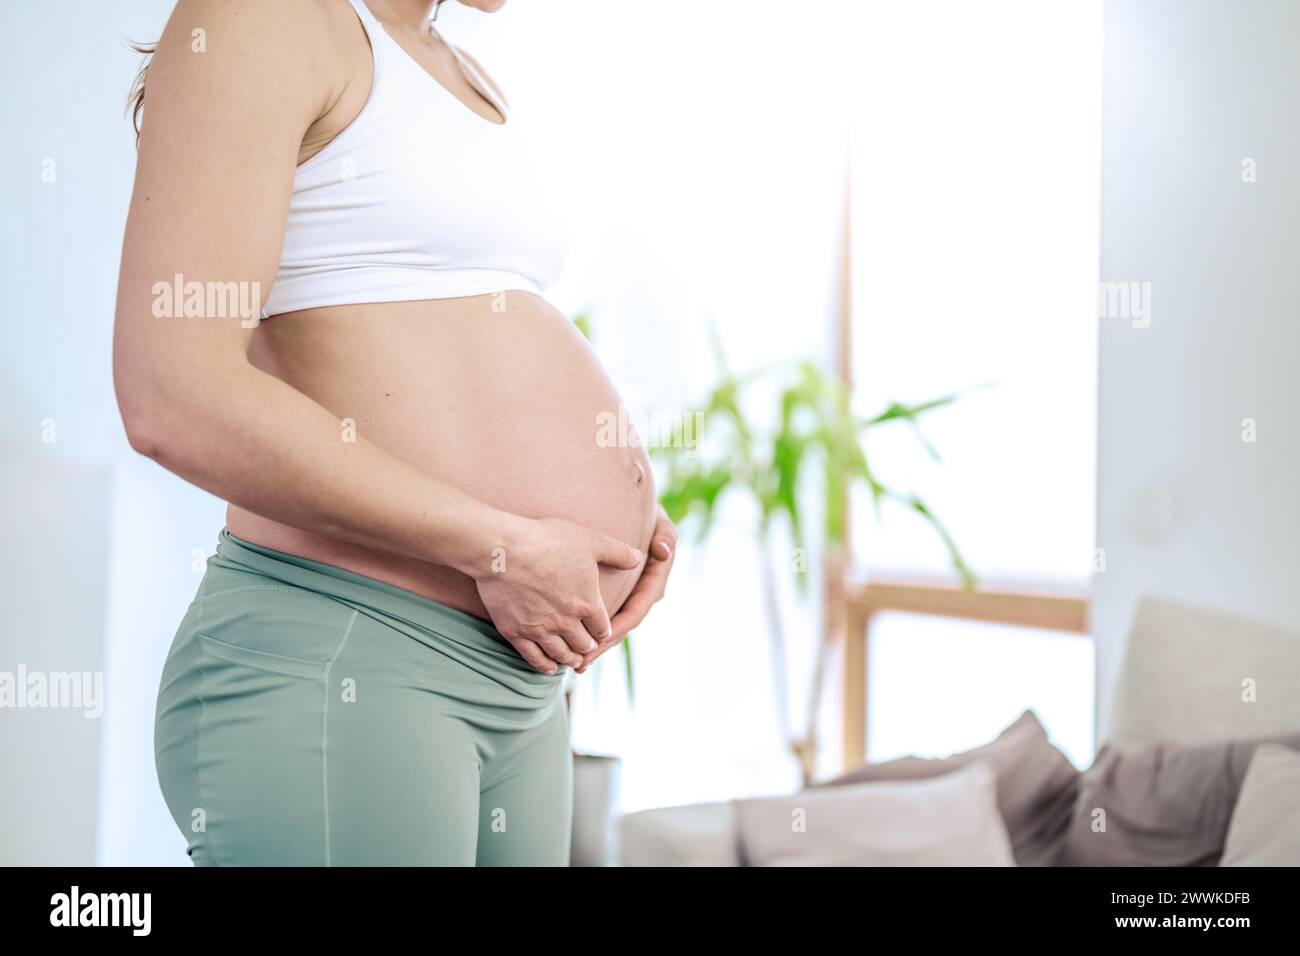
[114,0,637,673]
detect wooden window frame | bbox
[841,580,1090,769]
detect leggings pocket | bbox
[196,632,328,680]
[193,577,359,666]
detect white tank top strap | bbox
[436,29,510,121]
[345,1,505,123]
[345,0,380,26]
[343,0,390,76]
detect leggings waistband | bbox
[211,528,564,691]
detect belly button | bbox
[630,460,645,485]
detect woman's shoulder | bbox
[159,0,354,74]
[152,0,362,123]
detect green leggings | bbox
[154,529,572,866]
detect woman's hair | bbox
[127,0,450,143]
[127,40,154,143]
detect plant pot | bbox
[570,752,622,867]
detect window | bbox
[846,0,1104,760]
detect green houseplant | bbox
[650,332,974,783]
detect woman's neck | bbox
[364,0,440,33]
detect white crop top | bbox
[261,0,568,317]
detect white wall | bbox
[0,460,110,865]
[1094,0,1300,740]
[0,0,179,865]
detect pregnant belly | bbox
[227,292,658,621]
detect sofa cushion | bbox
[618,801,740,867]
[1107,597,1300,748]
[736,762,1014,866]
[815,710,1078,866]
[1219,744,1300,867]
[1057,734,1300,866]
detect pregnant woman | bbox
[113,0,676,866]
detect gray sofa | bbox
[619,596,1300,866]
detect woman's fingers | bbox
[577,565,671,672]
[622,547,672,619]
[507,636,560,676]
[575,637,617,674]
[558,619,599,655]
[580,601,613,643]
[575,519,678,673]
[608,584,656,639]
[592,532,643,571]
[532,630,583,670]
[649,509,678,561]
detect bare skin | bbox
[113,0,675,676]
[233,293,658,625]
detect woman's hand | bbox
[472,516,643,675]
[576,507,678,673]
